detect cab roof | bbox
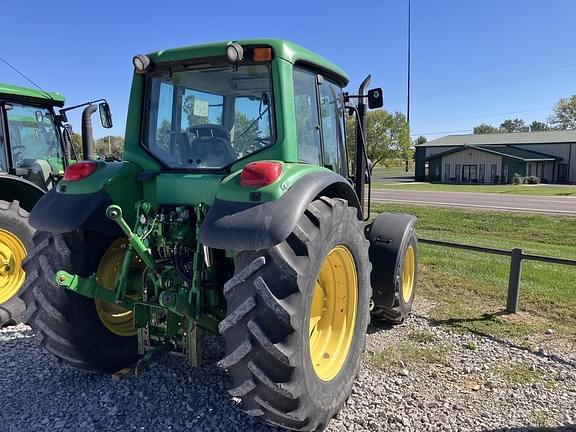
[0,82,65,107]
[148,39,349,86]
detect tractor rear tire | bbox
[0,200,34,327]
[219,197,371,431]
[371,231,417,324]
[21,230,139,373]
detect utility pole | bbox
[406,0,412,173]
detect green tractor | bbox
[0,83,113,326]
[23,40,417,431]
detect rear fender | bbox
[199,171,361,251]
[0,174,45,211]
[29,162,142,235]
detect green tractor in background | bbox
[23,40,417,431]
[0,83,113,326]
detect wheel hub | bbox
[95,239,141,337]
[402,245,415,303]
[0,229,27,304]
[309,245,358,381]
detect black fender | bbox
[199,171,361,251]
[29,188,121,236]
[367,212,417,307]
[0,174,45,211]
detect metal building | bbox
[414,131,576,184]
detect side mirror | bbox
[367,88,383,109]
[99,102,113,129]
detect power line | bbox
[0,56,54,100]
[410,106,552,127]
[387,63,576,103]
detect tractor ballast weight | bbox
[22,40,418,431]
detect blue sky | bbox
[2,0,575,140]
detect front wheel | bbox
[371,231,418,323]
[219,197,371,431]
[0,200,34,327]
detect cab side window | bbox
[0,119,6,172]
[319,79,347,176]
[294,67,322,165]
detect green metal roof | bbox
[427,144,562,162]
[148,39,349,85]
[478,145,562,161]
[0,82,65,106]
[420,130,576,147]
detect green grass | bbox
[367,341,449,370]
[373,204,576,340]
[371,181,576,196]
[372,164,414,178]
[407,330,437,343]
[495,364,541,385]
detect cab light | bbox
[63,161,99,182]
[240,162,282,187]
[253,47,272,61]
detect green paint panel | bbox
[217,162,330,203]
[0,82,65,106]
[149,39,348,84]
[144,173,222,206]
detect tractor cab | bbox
[0,84,113,193]
[0,84,68,191]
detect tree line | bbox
[473,95,576,134]
[69,132,124,160]
[346,110,415,170]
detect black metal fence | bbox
[418,238,576,313]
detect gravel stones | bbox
[1,300,575,431]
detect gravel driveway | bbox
[1,300,574,432]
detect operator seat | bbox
[179,125,237,168]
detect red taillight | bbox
[240,162,282,187]
[63,161,99,182]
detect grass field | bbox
[371,181,576,196]
[373,204,576,341]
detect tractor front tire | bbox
[22,231,139,373]
[0,200,34,327]
[220,197,371,431]
[371,231,417,324]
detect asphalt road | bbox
[371,189,576,215]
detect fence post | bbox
[506,248,523,313]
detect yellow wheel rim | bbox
[309,245,358,381]
[95,239,141,337]
[401,245,415,304]
[0,229,27,304]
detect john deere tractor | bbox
[23,40,417,431]
[0,83,113,326]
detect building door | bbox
[462,165,477,183]
[558,164,568,183]
[490,164,497,183]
